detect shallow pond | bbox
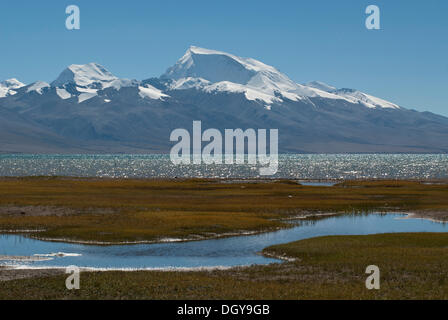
[0,213,446,270]
[298,181,337,186]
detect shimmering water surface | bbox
[0,154,447,179]
[1,214,447,270]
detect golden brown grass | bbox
[0,178,447,242]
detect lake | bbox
[0,154,447,179]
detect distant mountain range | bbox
[1,46,448,153]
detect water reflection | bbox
[0,213,447,270]
[0,154,447,179]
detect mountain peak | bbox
[1,78,25,89]
[163,46,328,104]
[51,63,118,87]
[163,46,302,95]
[163,46,257,84]
[0,78,26,98]
[187,45,221,55]
[166,46,291,80]
[26,81,50,95]
[183,45,236,57]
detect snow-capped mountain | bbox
[160,46,400,109]
[51,63,118,88]
[161,46,342,105]
[0,46,447,153]
[0,79,25,98]
[46,63,165,103]
[0,47,402,109]
[26,81,51,95]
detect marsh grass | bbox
[0,178,447,242]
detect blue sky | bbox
[1,0,447,115]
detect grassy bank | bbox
[1,233,447,299]
[0,178,447,243]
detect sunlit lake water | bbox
[0,154,447,179]
[1,214,447,270]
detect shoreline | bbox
[1,210,447,247]
[1,211,447,279]
[0,209,360,246]
[25,228,275,246]
[2,232,448,299]
[8,210,447,247]
[402,212,448,224]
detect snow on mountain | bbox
[162,46,317,104]
[304,81,400,109]
[77,90,97,103]
[1,48,403,110]
[107,78,140,90]
[332,88,400,109]
[51,63,118,88]
[204,81,282,104]
[55,88,71,100]
[168,77,211,90]
[0,78,25,98]
[164,46,259,83]
[161,46,358,105]
[138,84,169,100]
[26,81,50,95]
[161,46,403,110]
[0,46,445,153]
[50,63,145,103]
[305,81,337,92]
[1,78,25,89]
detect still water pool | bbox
[0,213,446,270]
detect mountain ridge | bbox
[0,46,447,153]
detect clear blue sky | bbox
[1,0,447,115]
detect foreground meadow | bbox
[0,178,447,299]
